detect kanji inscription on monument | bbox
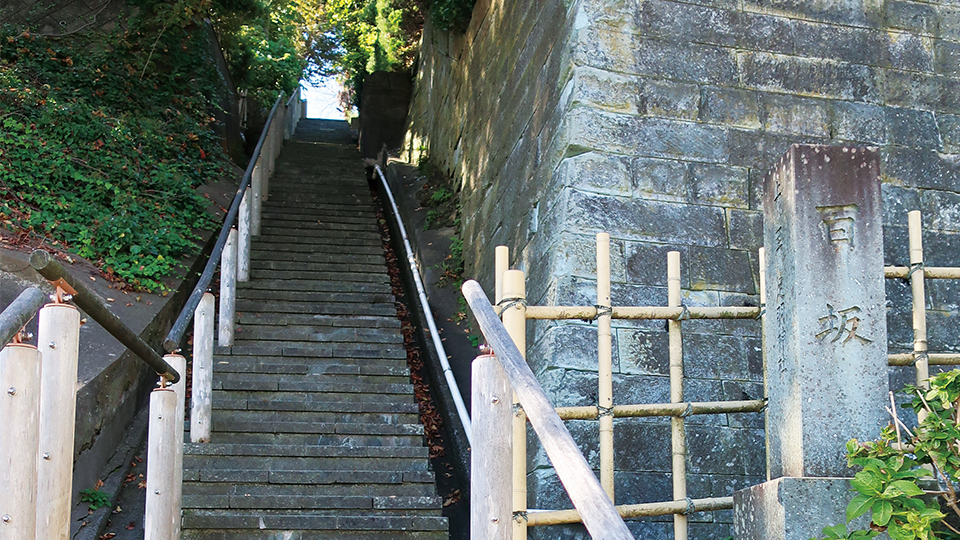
[761,145,888,479]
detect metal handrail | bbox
[162,92,285,352]
[0,286,46,346]
[462,279,634,539]
[29,251,181,382]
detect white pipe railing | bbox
[373,165,473,446]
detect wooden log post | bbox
[250,163,262,237]
[166,354,186,539]
[667,251,687,540]
[472,353,512,540]
[144,388,178,540]
[35,302,81,540]
[0,343,41,540]
[191,293,215,443]
[238,188,252,283]
[218,228,238,347]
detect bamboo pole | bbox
[889,353,960,365]
[462,280,634,539]
[250,163,262,237]
[525,496,733,526]
[237,188,252,283]
[885,266,960,279]
[472,354,513,540]
[759,247,770,481]
[0,343,41,540]
[218,228,238,347]
[524,305,759,320]
[554,400,766,420]
[597,233,614,500]
[667,251,687,540]
[495,246,509,314]
[35,302,81,540]
[908,211,929,397]
[502,270,527,540]
[166,354,186,540]
[191,293,215,443]
[144,388,178,540]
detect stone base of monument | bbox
[733,477,881,540]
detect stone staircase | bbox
[180,119,449,539]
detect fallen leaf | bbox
[125,522,136,530]
[99,534,116,539]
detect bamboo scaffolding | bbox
[524,496,733,526]
[524,305,760,320]
[908,211,930,398]
[554,399,766,420]
[667,252,687,540]
[597,233,615,501]
[502,269,528,540]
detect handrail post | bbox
[502,270,527,540]
[144,386,178,540]
[0,342,42,540]
[35,301,81,540]
[218,228,238,347]
[251,163,262,237]
[472,353,513,540]
[166,354,186,540]
[191,293,215,443]
[238,188,252,282]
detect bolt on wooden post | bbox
[471,353,512,540]
[144,387,178,540]
[35,301,81,540]
[0,342,42,540]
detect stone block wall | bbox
[404,0,960,537]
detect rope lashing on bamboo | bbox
[675,304,691,321]
[594,305,613,320]
[497,296,528,312]
[912,351,929,367]
[756,304,765,319]
[679,402,694,418]
[514,511,529,523]
[682,497,696,515]
[906,261,925,281]
[597,405,614,419]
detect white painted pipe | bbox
[165,354,186,540]
[144,388,178,540]
[35,303,81,540]
[191,293,214,443]
[373,165,472,445]
[0,343,41,540]
[218,228,238,347]
[238,188,251,282]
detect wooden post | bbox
[667,251,687,540]
[218,228,238,347]
[463,280,634,539]
[597,233,614,500]
[144,388,178,540]
[502,270,527,540]
[495,246,509,313]
[908,211,929,397]
[472,354,513,540]
[238,188,252,283]
[191,293,214,443]
[35,302,81,540]
[0,343,41,540]
[165,354,186,539]
[250,163,262,237]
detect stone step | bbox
[212,398,418,414]
[185,469,436,486]
[248,267,389,281]
[206,420,424,437]
[210,406,417,425]
[260,205,376,218]
[232,325,402,344]
[207,432,427,447]
[238,279,392,293]
[250,242,384,256]
[254,232,383,245]
[257,221,379,234]
[211,390,416,406]
[235,313,399,328]
[183,530,447,540]
[184,494,441,513]
[212,374,413,394]
[248,250,384,265]
[234,300,397,318]
[257,224,380,237]
[184,480,438,500]
[181,511,447,532]
[212,359,410,377]
[216,342,405,359]
[235,290,396,307]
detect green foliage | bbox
[813,371,960,540]
[0,25,228,290]
[79,488,112,510]
[428,0,476,32]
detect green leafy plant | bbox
[813,370,960,540]
[79,487,112,510]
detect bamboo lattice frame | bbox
[491,209,960,540]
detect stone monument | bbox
[735,144,890,539]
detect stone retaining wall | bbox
[407,1,960,537]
